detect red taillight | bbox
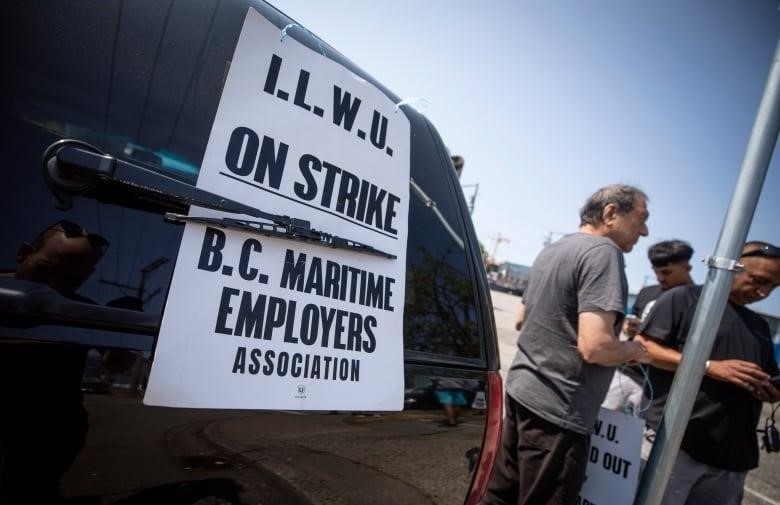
[465,370,503,505]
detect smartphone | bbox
[770,374,780,387]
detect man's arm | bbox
[632,334,681,371]
[578,311,651,366]
[514,302,525,331]
[634,334,777,401]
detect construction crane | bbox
[490,232,510,261]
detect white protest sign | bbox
[577,408,644,505]
[144,8,410,411]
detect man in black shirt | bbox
[633,240,694,320]
[635,241,780,505]
[603,240,694,413]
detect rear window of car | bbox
[2,0,484,362]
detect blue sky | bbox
[271,0,780,316]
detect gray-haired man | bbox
[484,184,652,505]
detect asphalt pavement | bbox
[489,289,780,505]
[68,289,776,504]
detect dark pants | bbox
[482,396,589,505]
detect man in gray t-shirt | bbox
[484,184,652,505]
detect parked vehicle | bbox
[0,1,502,504]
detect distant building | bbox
[489,262,530,296]
[499,262,530,285]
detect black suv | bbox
[0,1,502,504]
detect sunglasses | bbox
[47,220,110,256]
[741,243,780,260]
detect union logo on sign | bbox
[297,385,306,395]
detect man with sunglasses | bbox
[12,219,109,299]
[635,241,780,505]
[0,220,109,503]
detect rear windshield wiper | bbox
[165,213,396,259]
[45,140,268,217]
[44,140,395,259]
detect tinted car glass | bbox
[2,0,485,362]
[404,117,483,361]
[1,1,500,504]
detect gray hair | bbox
[579,184,647,227]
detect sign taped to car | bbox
[144,8,410,410]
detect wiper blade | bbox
[165,213,397,259]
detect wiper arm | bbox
[165,213,397,259]
[43,140,395,259]
[45,141,263,217]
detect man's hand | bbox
[753,381,780,403]
[626,340,652,364]
[578,311,650,366]
[706,359,770,393]
[633,334,682,371]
